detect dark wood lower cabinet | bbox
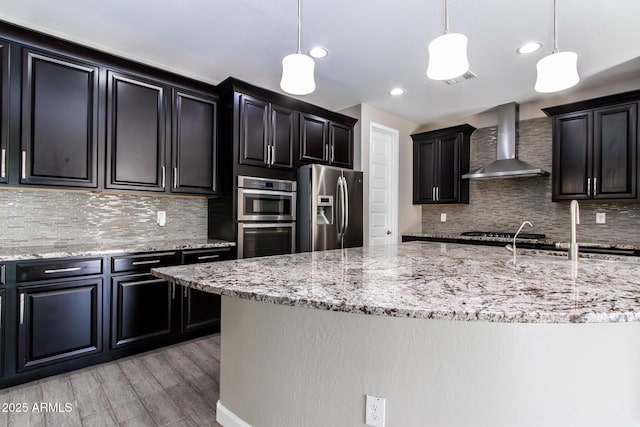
[111,274,173,349]
[181,286,220,333]
[17,279,102,371]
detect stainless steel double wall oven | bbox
[236,176,296,258]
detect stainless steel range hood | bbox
[462,102,549,179]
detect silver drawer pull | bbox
[1,148,5,178]
[21,151,27,179]
[173,167,178,189]
[44,267,82,274]
[196,255,220,260]
[132,259,161,266]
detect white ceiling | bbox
[2,0,640,124]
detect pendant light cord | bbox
[296,0,302,54]
[553,0,559,53]
[444,0,450,34]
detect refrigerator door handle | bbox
[343,176,349,234]
[336,178,342,237]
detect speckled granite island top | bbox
[152,241,640,324]
[0,238,235,261]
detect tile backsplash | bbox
[0,190,208,248]
[421,117,640,244]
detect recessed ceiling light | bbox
[389,88,404,96]
[309,47,329,58]
[517,41,543,54]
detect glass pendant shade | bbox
[427,32,470,80]
[280,53,315,95]
[534,51,579,93]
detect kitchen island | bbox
[152,241,640,427]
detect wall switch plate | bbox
[365,395,386,427]
[596,212,606,224]
[157,211,166,226]
[440,213,447,222]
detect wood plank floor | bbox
[0,334,222,427]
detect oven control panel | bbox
[238,176,296,192]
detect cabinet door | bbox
[106,71,167,191]
[239,94,269,167]
[181,286,220,333]
[270,103,295,169]
[0,41,9,184]
[17,279,102,371]
[172,89,218,195]
[436,135,461,203]
[552,112,592,200]
[593,103,637,199]
[21,50,99,188]
[111,274,172,349]
[329,122,353,168]
[413,139,437,204]
[0,288,4,376]
[300,113,328,163]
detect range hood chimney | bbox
[462,102,549,179]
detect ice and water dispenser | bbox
[316,195,333,225]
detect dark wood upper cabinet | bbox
[412,125,474,204]
[544,93,639,201]
[300,113,354,168]
[106,71,167,192]
[300,113,328,164]
[171,89,218,195]
[329,122,353,168]
[0,40,9,184]
[21,49,99,188]
[238,94,295,170]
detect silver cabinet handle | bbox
[21,150,27,179]
[44,267,82,274]
[271,145,276,166]
[324,144,329,161]
[184,286,187,298]
[593,177,597,197]
[1,148,5,178]
[131,259,161,266]
[587,177,591,196]
[331,145,335,163]
[173,167,178,189]
[20,293,24,325]
[171,282,175,300]
[436,187,440,201]
[265,144,270,166]
[161,166,166,188]
[197,255,220,261]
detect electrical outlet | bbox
[440,213,447,222]
[596,212,606,224]
[157,211,166,227]
[365,395,386,427]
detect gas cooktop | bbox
[461,231,546,240]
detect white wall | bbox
[339,104,421,246]
[219,297,640,427]
[415,76,640,132]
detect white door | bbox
[368,123,398,246]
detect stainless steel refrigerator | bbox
[297,164,363,252]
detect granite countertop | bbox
[0,238,235,261]
[401,232,640,252]
[151,241,640,324]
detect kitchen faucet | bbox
[509,220,533,263]
[569,200,580,261]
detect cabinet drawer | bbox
[181,248,234,264]
[111,252,178,273]
[16,258,103,283]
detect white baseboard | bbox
[216,400,253,427]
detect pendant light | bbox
[427,0,470,81]
[534,0,579,93]
[280,0,315,95]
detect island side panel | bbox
[218,296,640,427]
